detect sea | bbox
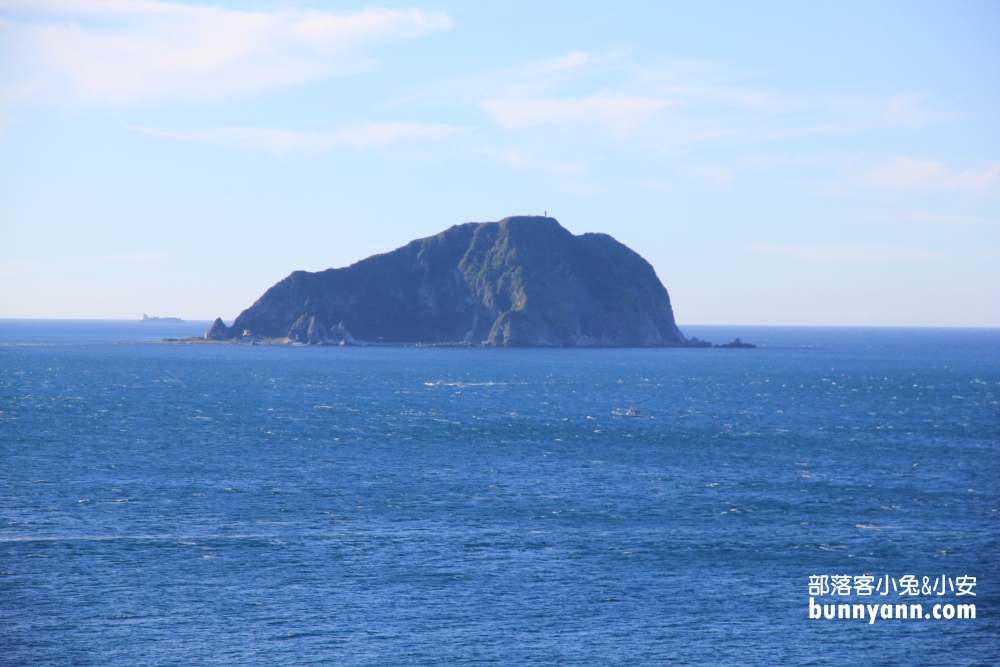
[1,320,997,666]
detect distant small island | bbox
[714,337,756,349]
[199,216,755,349]
[143,314,183,323]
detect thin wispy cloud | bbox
[857,157,1000,194]
[472,51,939,150]
[848,208,1000,226]
[129,122,465,152]
[482,93,674,136]
[462,52,963,188]
[0,0,453,104]
[522,51,591,76]
[753,244,944,262]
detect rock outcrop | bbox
[212,216,697,347]
[714,338,757,349]
[204,317,232,340]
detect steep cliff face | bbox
[216,216,690,347]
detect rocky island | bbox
[205,216,731,348]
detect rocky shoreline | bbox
[159,334,755,348]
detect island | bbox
[203,216,750,348]
[143,314,184,323]
[714,338,757,349]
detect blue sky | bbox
[1,0,998,326]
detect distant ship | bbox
[142,314,184,323]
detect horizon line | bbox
[1,318,998,331]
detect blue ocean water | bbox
[1,322,997,666]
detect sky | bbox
[0,0,998,326]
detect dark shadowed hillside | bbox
[207,216,694,347]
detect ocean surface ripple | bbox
[1,325,998,665]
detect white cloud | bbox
[858,157,1000,194]
[481,92,673,135]
[754,244,944,262]
[129,122,464,151]
[0,0,452,104]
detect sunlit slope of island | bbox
[207,216,708,347]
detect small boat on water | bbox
[612,407,643,417]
